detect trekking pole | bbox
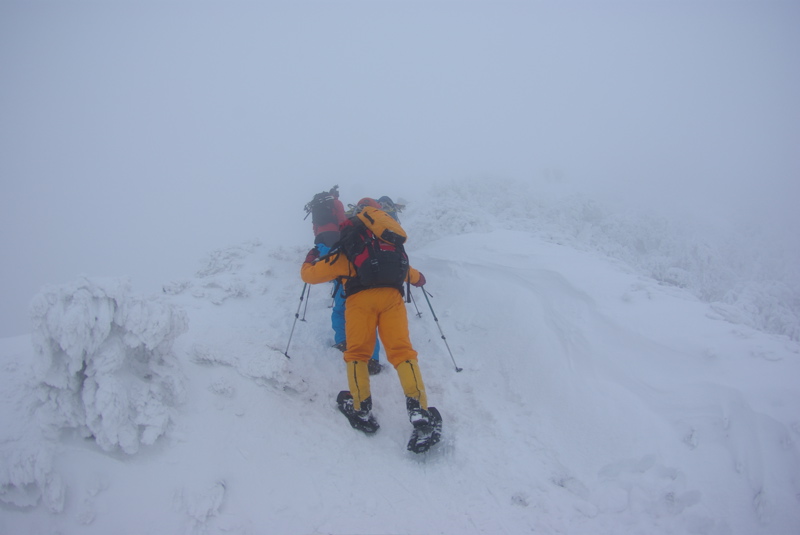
[301,285,311,321]
[284,283,309,358]
[409,287,423,318]
[421,287,462,372]
[329,280,339,309]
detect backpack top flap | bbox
[356,206,407,246]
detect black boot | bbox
[405,397,442,454]
[337,391,379,434]
[368,358,382,375]
[406,396,432,428]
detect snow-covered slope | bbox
[1,184,799,534]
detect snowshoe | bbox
[368,358,382,375]
[407,407,442,454]
[336,391,379,434]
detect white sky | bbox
[2,0,799,337]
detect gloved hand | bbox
[304,248,320,264]
[411,272,426,287]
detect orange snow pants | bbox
[343,287,427,411]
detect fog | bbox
[2,0,798,338]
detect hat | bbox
[357,197,382,210]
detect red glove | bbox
[411,272,426,287]
[304,248,320,264]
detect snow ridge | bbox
[1,181,798,534]
[405,177,800,340]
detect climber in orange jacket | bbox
[300,199,440,452]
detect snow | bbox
[1,181,799,534]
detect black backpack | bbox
[304,186,339,227]
[334,207,409,297]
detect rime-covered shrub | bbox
[29,277,188,454]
